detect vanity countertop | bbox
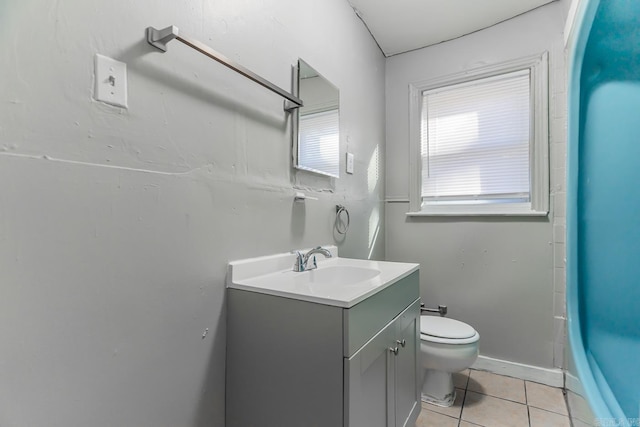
[227,247,418,308]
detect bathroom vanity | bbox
[226,248,420,427]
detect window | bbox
[408,53,549,216]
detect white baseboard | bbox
[565,372,582,394]
[472,355,564,388]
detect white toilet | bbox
[420,315,479,407]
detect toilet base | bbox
[421,369,455,407]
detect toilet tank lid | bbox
[420,316,476,339]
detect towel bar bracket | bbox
[147,25,178,52]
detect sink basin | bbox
[288,265,381,297]
[294,266,380,287]
[228,246,418,307]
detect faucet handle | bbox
[293,251,305,272]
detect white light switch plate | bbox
[94,54,128,108]
[346,152,354,174]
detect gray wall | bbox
[0,1,385,426]
[384,1,569,369]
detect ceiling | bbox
[346,0,557,56]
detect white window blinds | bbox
[298,109,340,177]
[421,69,531,204]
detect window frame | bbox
[407,52,549,217]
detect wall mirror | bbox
[294,59,340,178]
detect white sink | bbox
[227,246,418,307]
[294,265,380,287]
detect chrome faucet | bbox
[293,246,333,272]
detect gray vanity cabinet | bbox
[344,319,394,427]
[226,271,420,427]
[345,299,420,427]
[393,304,421,427]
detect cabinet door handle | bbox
[396,339,406,348]
[389,346,399,355]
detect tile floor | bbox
[415,369,570,427]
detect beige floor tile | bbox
[566,389,597,425]
[526,381,568,415]
[415,408,459,427]
[459,422,484,427]
[422,388,465,419]
[453,369,470,389]
[461,391,529,427]
[529,407,572,427]
[468,370,526,403]
[571,418,595,427]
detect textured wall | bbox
[0,1,385,426]
[384,1,569,369]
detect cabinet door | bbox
[345,319,395,427]
[393,301,420,427]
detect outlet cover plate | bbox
[346,152,354,174]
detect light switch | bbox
[94,54,128,108]
[346,152,354,174]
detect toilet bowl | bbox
[420,315,479,407]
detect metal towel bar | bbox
[146,25,303,111]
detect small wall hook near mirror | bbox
[294,192,318,202]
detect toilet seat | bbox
[420,316,479,345]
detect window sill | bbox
[406,203,549,217]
